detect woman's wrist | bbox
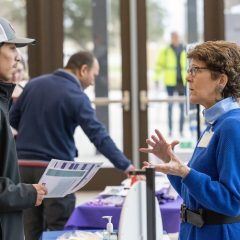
[179,165,190,178]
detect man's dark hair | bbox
[65,51,95,70]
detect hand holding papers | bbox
[39,159,103,198]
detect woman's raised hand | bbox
[139,129,179,162]
[142,146,190,178]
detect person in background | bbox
[0,17,47,240]
[140,40,240,240]
[10,57,27,137]
[154,31,187,137]
[12,57,28,100]
[10,51,135,240]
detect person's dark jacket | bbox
[9,70,131,170]
[0,81,36,240]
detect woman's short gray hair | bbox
[187,40,240,99]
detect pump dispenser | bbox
[102,216,117,240]
[103,216,113,235]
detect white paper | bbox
[38,159,103,198]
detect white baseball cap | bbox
[0,17,36,48]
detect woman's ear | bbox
[215,74,228,101]
[218,73,228,89]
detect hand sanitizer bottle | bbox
[102,216,118,240]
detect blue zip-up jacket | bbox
[9,70,131,171]
[168,107,240,240]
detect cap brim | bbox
[5,37,36,48]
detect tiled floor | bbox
[75,191,179,240]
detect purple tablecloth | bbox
[65,196,183,233]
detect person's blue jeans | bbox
[166,86,184,136]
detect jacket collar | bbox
[203,97,240,125]
[53,69,83,90]
[0,81,15,102]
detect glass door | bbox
[63,0,132,188]
[63,0,205,171]
[144,0,204,164]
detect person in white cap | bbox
[0,17,47,240]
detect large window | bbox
[63,0,123,166]
[146,0,204,163]
[224,0,240,45]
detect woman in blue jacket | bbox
[140,40,240,240]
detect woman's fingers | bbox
[155,129,166,143]
[151,135,159,144]
[143,161,150,166]
[167,145,175,158]
[143,162,170,175]
[171,140,180,150]
[146,138,156,148]
[142,161,152,169]
[139,147,153,153]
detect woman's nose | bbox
[186,74,192,82]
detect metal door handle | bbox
[140,90,185,111]
[92,90,130,111]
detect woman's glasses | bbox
[187,66,209,77]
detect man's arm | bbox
[75,93,134,172]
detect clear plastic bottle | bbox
[102,216,118,240]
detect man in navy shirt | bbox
[10,51,134,240]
